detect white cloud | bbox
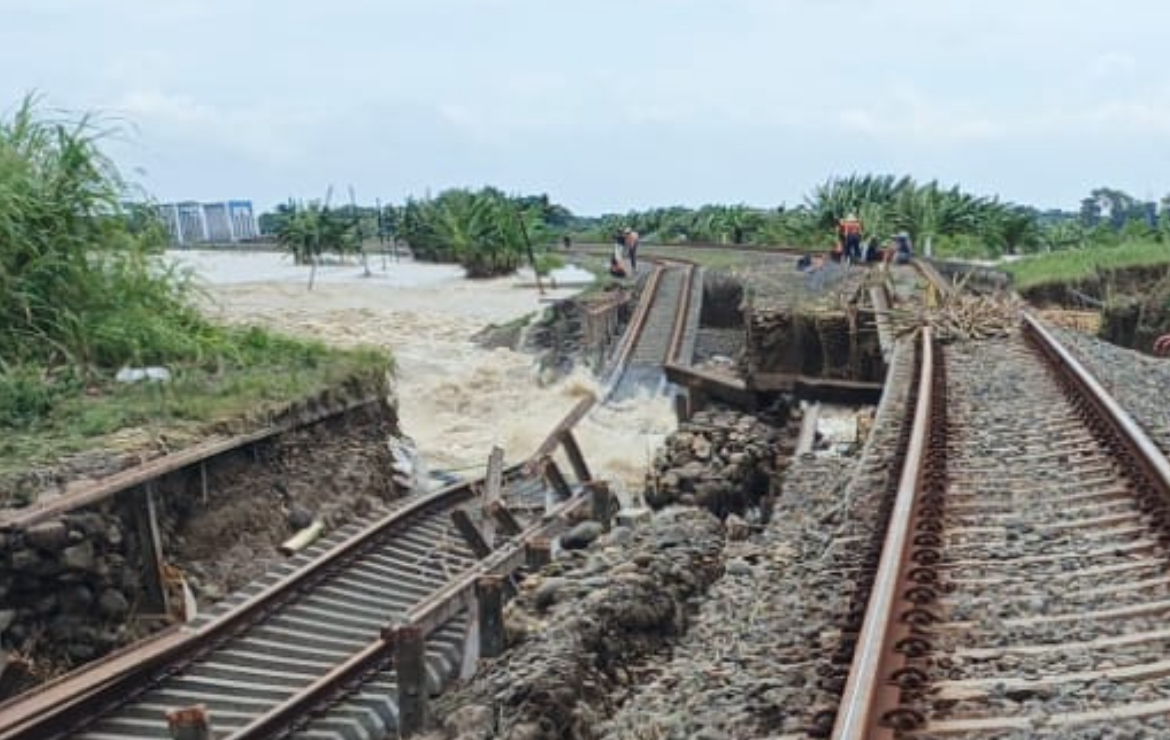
[6,0,1170,211]
[109,89,308,166]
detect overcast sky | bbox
[4,0,1168,215]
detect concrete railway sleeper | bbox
[835,316,1170,738]
[0,397,611,740]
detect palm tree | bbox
[275,202,321,265]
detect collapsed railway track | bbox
[836,315,1170,739]
[0,247,712,740]
[0,399,605,740]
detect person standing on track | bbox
[838,212,863,264]
[610,228,630,278]
[624,228,640,272]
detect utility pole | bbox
[376,197,388,271]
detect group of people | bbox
[795,213,914,278]
[817,214,1170,359]
[824,213,914,266]
[609,227,640,278]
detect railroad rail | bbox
[0,397,605,740]
[834,314,1170,738]
[602,259,700,401]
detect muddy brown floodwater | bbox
[185,250,675,500]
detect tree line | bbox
[259,189,570,278]
[259,176,1170,270]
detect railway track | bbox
[835,315,1170,739]
[0,399,603,740]
[603,260,700,401]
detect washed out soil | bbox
[1021,263,1170,352]
[164,394,403,602]
[0,376,404,696]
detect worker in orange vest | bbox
[838,213,863,263]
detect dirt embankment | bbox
[1021,264,1170,351]
[0,374,405,697]
[166,391,403,601]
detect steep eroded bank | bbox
[0,372,406,698]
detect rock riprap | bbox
[644,408,784,517]
[430,507,725,740]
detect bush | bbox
[0,367,61,429]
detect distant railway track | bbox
[834,315,1170,738]
[601,258,701,402]
[0,398,604,740]
[571,240,806,257]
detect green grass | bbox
[1003,239,1170,289]
[0,328,392,481]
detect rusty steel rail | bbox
[600,257,700,401]
[911,257,954,301]
[1023,312,1170,493]
[833,315,1170,738]
[832,327,935,740]
[666,262,697,365]
[530,394,597,462]
[0,395,600,740]
[570,241,808,257]
[0,482,480,740]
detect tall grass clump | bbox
[0,95,214,425]
[0,95,390,445]
[0,95,197,365]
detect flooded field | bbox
[178,250,675,499]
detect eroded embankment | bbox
[0,372,404,698]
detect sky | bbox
[3,0,1169,215]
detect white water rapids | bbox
[178,250,675,502]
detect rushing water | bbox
[178,250,675,501]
